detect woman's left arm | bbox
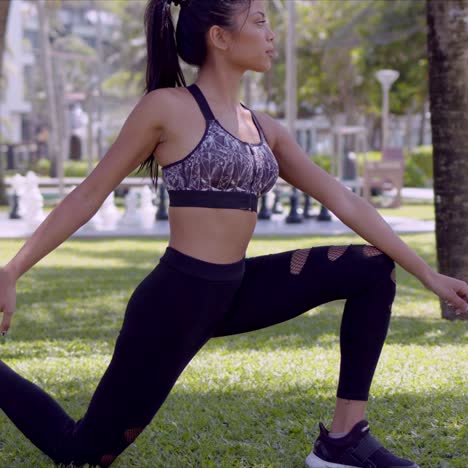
[255,112,468,317]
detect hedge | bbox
[22,146,433,188]
[311,146,433,188]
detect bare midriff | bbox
[167,207,257,264]
[155,87,269,264]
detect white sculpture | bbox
[73,186,104,232]
[138,186,156,229]
[11,173,27,218]
[23,171,45,229]
[98,191,121,230]
[118,188,144,227]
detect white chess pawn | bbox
[24,170,43,226]
[266,191,275,210]
[139,186,156,229]
[118,188,144,227]
[80,209,103,232]
[99,191,120,230]
[25,170,39,189]
[24,185,46,230]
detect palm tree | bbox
[426,0,468,320]
[0,0,10,205]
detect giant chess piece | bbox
[8,192,20,219]
[303,193,314,219]
[285,187,303,224]
[80,210,103,232]
[155,183,169,220]
[10,174,27,219]
[9,174,26,219]
[272,184,284,214]
[119,187,144,227]
[99,191,121,230]
[74,186,105,232]
[258,194,272,220]
[317,204,332,221]
[139,185,156,229]
[23,171,46,230]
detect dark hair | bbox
[136,0,252,190]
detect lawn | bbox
[0,234,466,467]
[378,203,435,221]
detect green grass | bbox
[377,203,435,221]
[0,235,466,467]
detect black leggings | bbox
[0,244,396,466]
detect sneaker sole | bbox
[305,452,421,468]
[305,452,360,468]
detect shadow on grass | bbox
[211,311,467,351]
[6,298,466,353]
[0,383,464,467]
[54,239,167,267]
[52,235,439,263]
[7,254,463,349]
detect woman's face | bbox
[223,0,276,73]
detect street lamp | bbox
[285,0,302,224]
[375,69,399,150]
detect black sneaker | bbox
[305,420,419,468]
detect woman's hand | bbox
[422,270,468,317]
[0,268,17,335]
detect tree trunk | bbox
[418,99,428,146]
[426,0,468,320]
[0,0,10,206]
[37,0,61,180]
[404,98,417,153]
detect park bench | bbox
[362,147,405,208]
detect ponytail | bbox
[136,0,252,189]
[136,0,186,190]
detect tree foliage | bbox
[265,0,428,125]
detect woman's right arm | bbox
[0,89,168,332]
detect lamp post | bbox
[285,0,302,224]
[375,69,399,150]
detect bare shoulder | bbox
[146,86,196,135]
[147,86,191,108]
[139,87,182,126]
[250,110,286,151]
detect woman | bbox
[0,0,467,466]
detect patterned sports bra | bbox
[161,83,279,213]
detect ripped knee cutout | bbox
[290,248,311,275]
[327,245,349,261]
[124,427,144,444]
[100,454,117,467]
[363,245,384,257]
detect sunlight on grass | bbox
[377,203,434,221]
[0,234,466,467]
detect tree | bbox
[0,0,10,206]
[265,0,428,149]
[426,0,468,320]
[37,0,62,181]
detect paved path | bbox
[0,209,434,239]
[0,187,434,239]
[401,187,434,200]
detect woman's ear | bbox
[207,25,232,51]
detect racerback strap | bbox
[187,84,216,121]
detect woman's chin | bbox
[249,62,272,73]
